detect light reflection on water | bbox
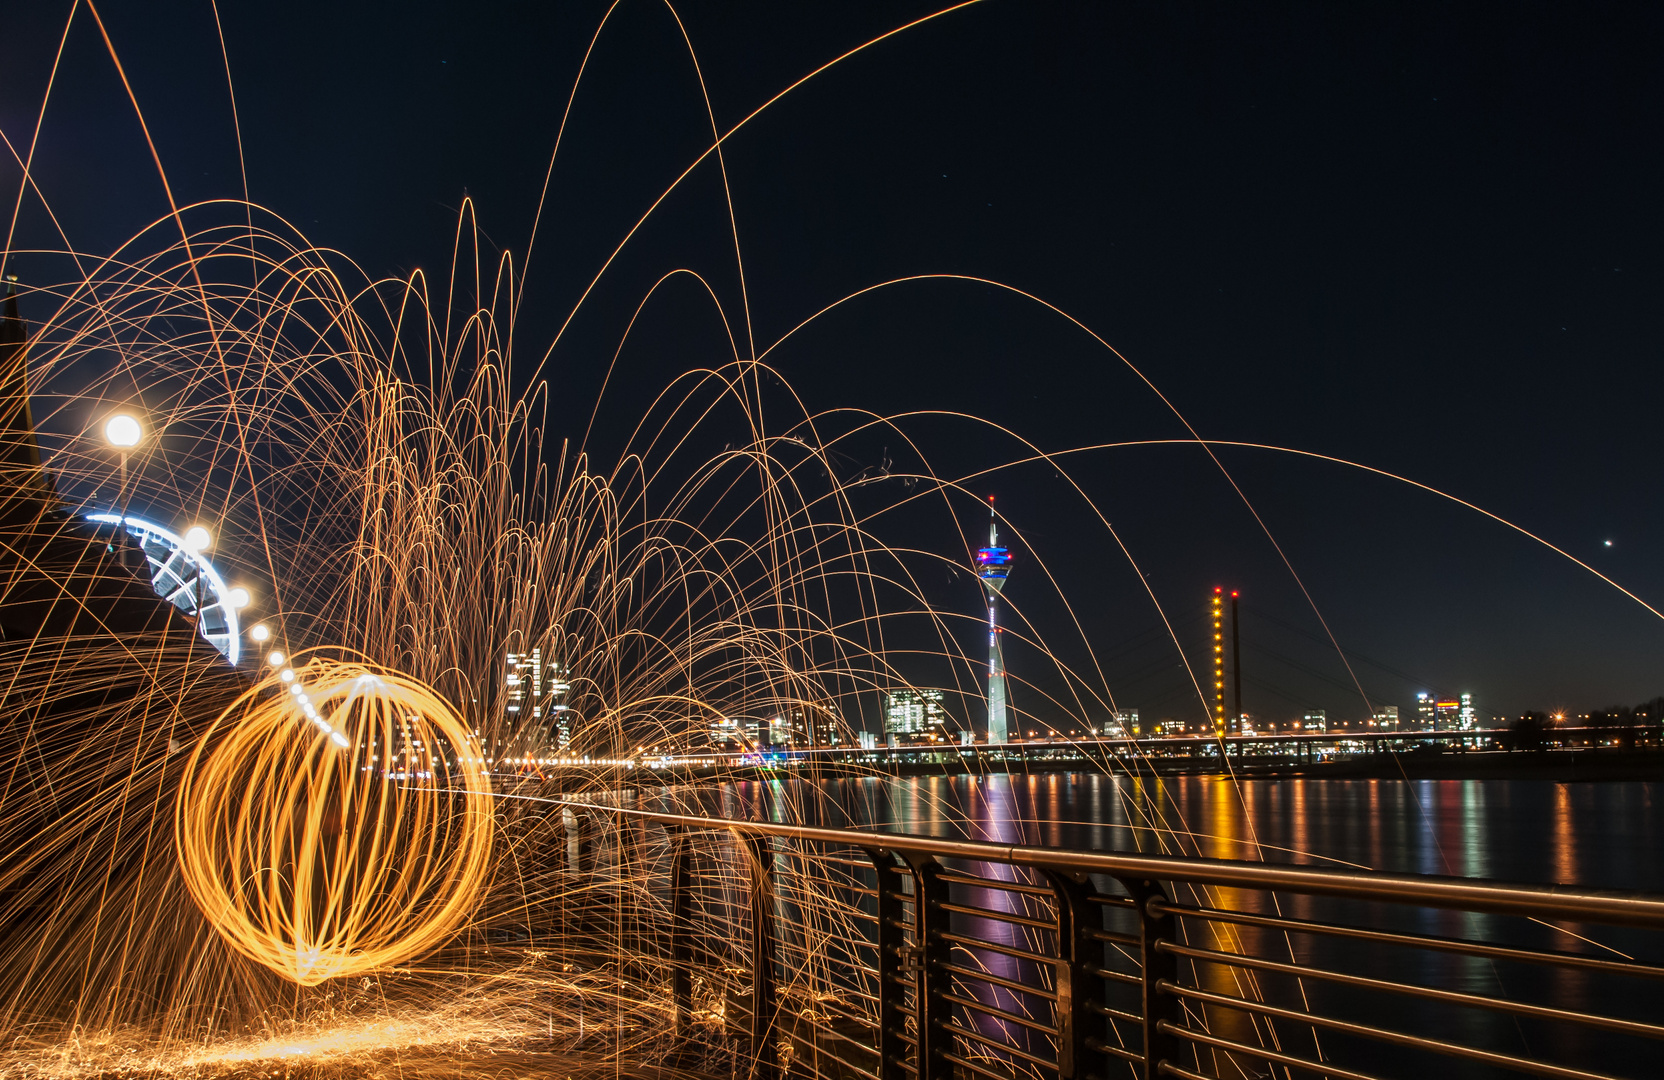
[692,774,1660,890]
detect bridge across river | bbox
[623,726,1664,780]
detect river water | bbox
[677,773,1664,890]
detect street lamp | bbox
[103,413,142,560]
[104,413,141,449]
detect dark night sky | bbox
[3,1,1661,727]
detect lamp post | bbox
[103,413,141,565]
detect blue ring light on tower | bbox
[85,513,242,664]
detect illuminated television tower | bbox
[975,497,1013,743]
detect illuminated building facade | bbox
[1299,710,1328,734]
[773,708,845,748]
[1104,709,1138,737]
[884,689,949,742]
[1211,588,1226,733]
[505,648,572,754]
[975,497,1013,743]
[710,708,842,752]
[709,717,769,751]
[1417,692,1467,731]
[1372,705,1400,731]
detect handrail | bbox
[578,803,1664,927]
[561,800,1664,1080]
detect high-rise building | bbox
[1417,692,1466,731]
[710,717,780,752]
[771,707,843,747]
[506,649,571,754]
[710,716,740,748]
[1105,709,1138,737]
[1299,710,1327,734]
[1211,588,1227,734]
[1372,705,1400,731]
[884,689,949,742]
[975,497,1013,743]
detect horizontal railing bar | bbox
[1152,1063,1211,1080]
[941,990,1060,1035]
[1081,927,1139,946]
[838,987,883,1008]
[1085,1000,1141,1025]
[807,999,882,1028]
[942,1049,1029,1080]
[1084,962,1141,986]
[810,853,883,869]
[938,930,1057,964]
[795,1019,882,1054]
[789,1041,881,1080]
[1158,990,1628,1080]
[935,871,1061,899]
[939,960,1059,1001]
[1158,941,1664,1040]
[943,1020,1061,1071]
[1151,899,1664,980]
[1153,1030,1384,1080]
[1083,1036,1145,1064]
[936,901,1059,931]
[582,805,1664,927]
[1086,893,1137,909]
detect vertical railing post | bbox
[1123,878,1180,1080]
[903,853,951,1080]
[1045,870,1104,1080]
[866,848,904,1080]
[669,829,693,1038]
[747,834,779,1080]
[563,807,592,876]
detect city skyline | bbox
[1,2,1659,720]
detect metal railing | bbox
[565,804,1664,1080]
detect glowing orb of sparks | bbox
[176,657,493,985]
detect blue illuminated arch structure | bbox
[85,513,241,664]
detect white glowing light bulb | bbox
[104,413,142,448]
